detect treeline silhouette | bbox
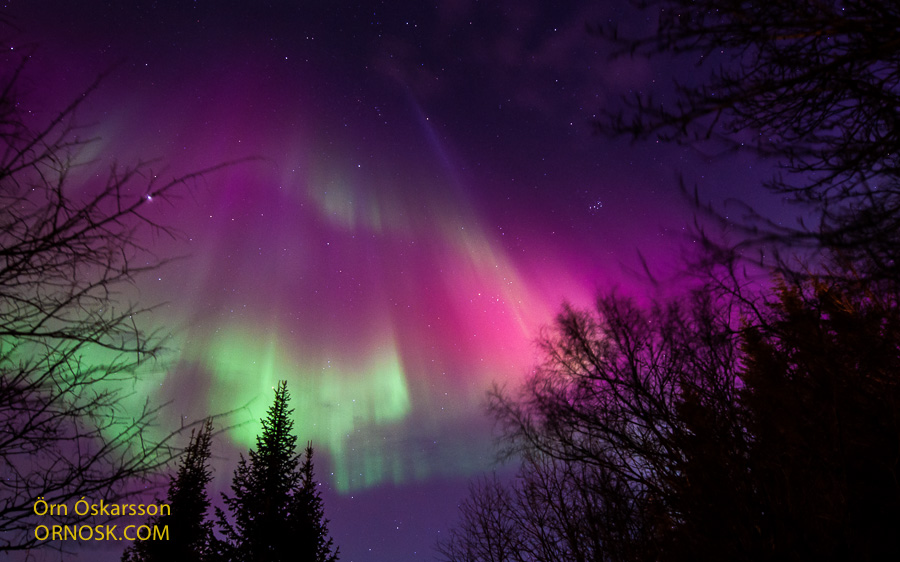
[440,1,900,560]
[439,269,900,562]
[122,382,339,562]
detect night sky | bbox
[4,1,781,560]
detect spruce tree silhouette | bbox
[122,418,215,562]
[295,444,340,562]
[215,381,339,562]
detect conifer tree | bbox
[215,381,339,562]
[122,418,215,562]
[293,444,340,562]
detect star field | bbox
[1,1,781,560]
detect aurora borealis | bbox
[1,1,774,560]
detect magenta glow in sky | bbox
[4,1,715,560]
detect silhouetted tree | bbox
[437,475,520,562]
[0,40,231,552]
[653,273,900,562]
[295,444,340,562]
[121,418,216,562]
[734,276,900,561]
[441,290,742,562]
[438,455,647,562]
[215,381,338,562]
[598,0,900,283]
